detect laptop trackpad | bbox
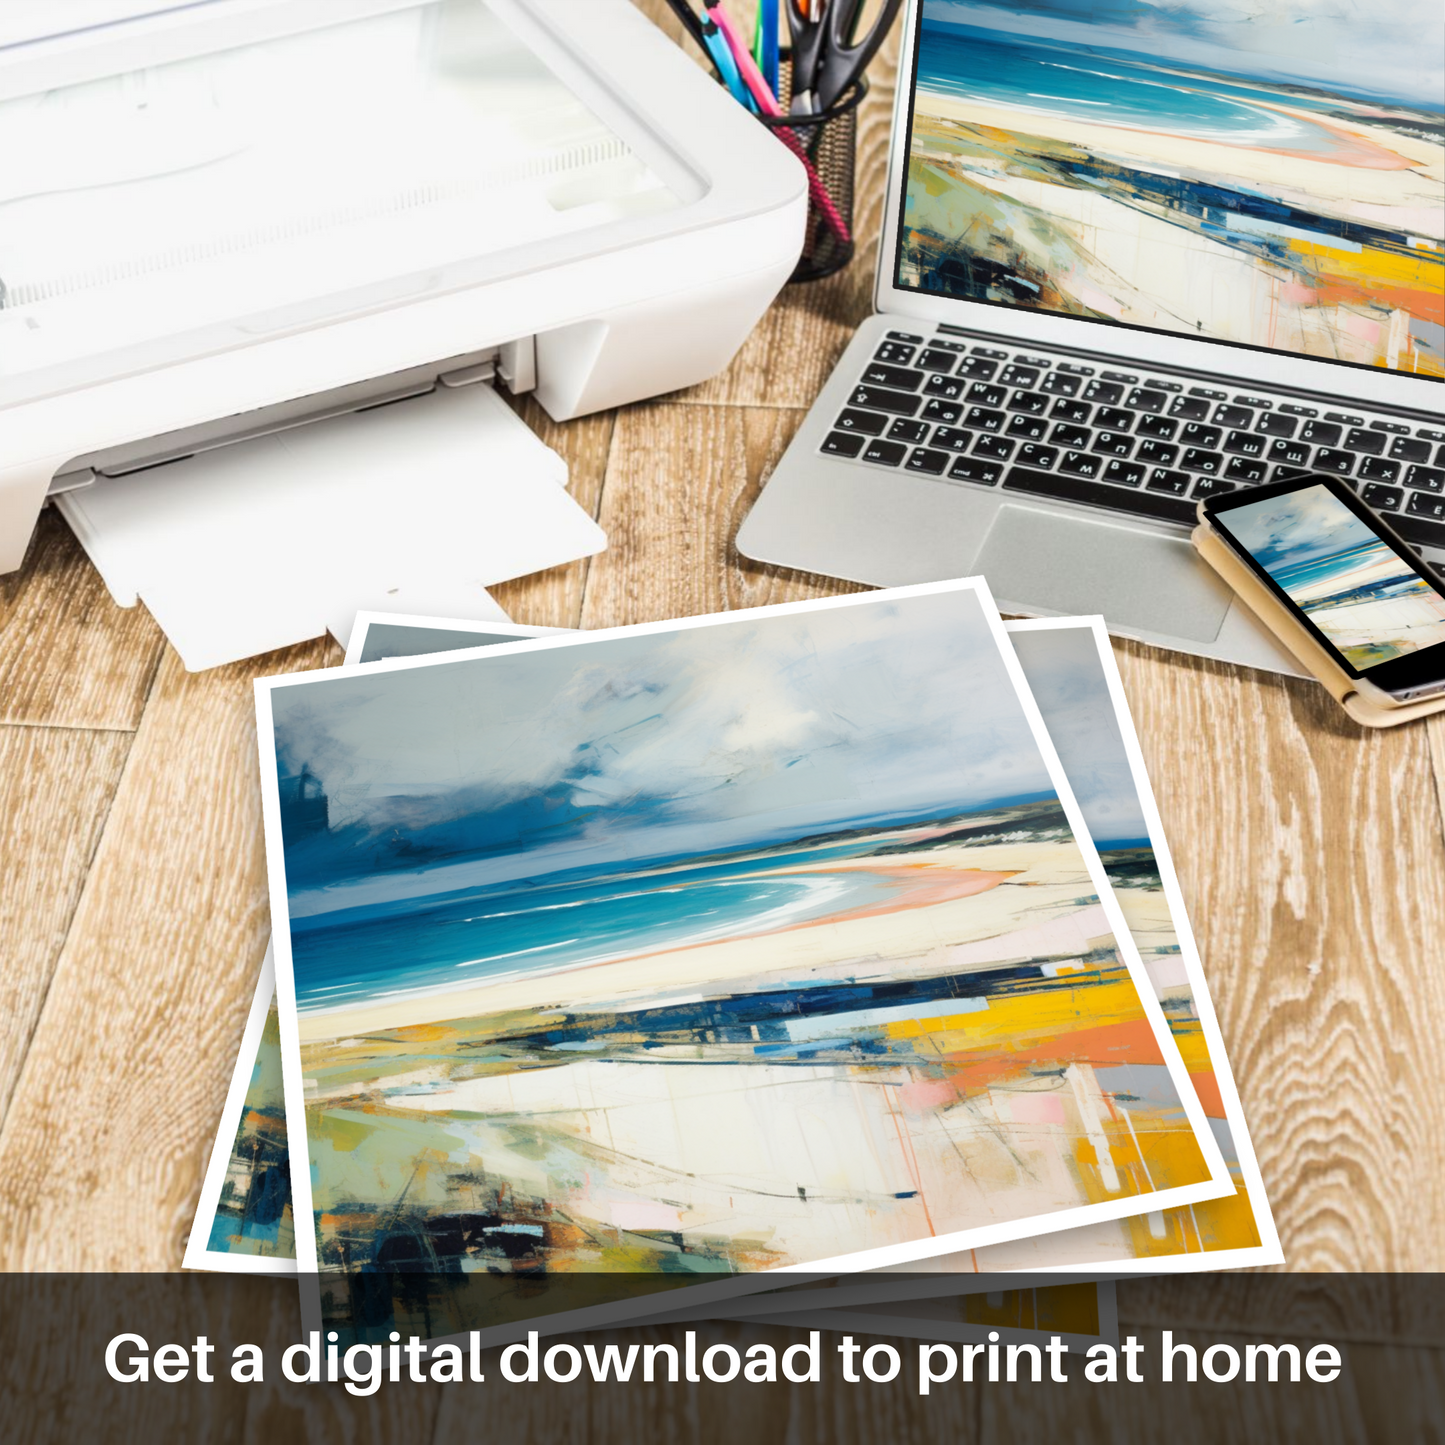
[976,505,1233,643]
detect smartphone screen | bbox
[1204,475,1445,696]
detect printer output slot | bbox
[46,339,539,496]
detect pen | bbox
[705,4,852,247]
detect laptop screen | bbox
[894,0,1444,379]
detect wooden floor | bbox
[1,5,1442,1440]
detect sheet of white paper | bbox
[58,383,601,669]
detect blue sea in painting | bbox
[291,831,961,1013]
[916,25,1346,152]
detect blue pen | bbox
[701,14,755,110]
[759,0,780,98]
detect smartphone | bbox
[1200,474,1445,706]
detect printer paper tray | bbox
[57,383,605,671]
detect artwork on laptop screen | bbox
[899,0,1444,376]
[1221,482,1445,667]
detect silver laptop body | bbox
[738,0,1444,674]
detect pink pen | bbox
[706,2,853,247]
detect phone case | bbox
[1192,520,1445,729]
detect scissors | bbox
[786,0,903,113]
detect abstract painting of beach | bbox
[259,585,1225,1336]
[901,0,1444,373]
[1221,483,1445,668]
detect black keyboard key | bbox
[965,407,1006,432]
[1224,430,1266,458]
[933,340,970,353]
[1057,362,1094,375]
[1358,456,1399,483]
[970,346,1008,359]
[998,364,1040,388]
[1215,404,1254,429]
[974,435,1015,461]
[948,457,1003,486]
[1235,395,1272,409]
[1008,390,1050,415]
[1268,438,1311,467]
[1344,428,1385,455]
[874,342,916,365]
[1390,436,1432,464]
[1192,476,1236,499]
[1083,380,1124,404]
[1300,419,1340,445]
[1314,448,1355,476]
[863,362,925,390]
[821,431,865,457]
[1169,395,1212,421]
[886,330,923,343]
[1436,445,1445,466]
[1225,456,1268,483]
[1258,413,1299,438]
[906,447,950,475]
[1050,398,1092,424]
[1006,414,1048,441]
[1060,450,1102,478]
[1014,354,1051,368]
[1407,491,1445,521]
[1092,432,1134,458]
[1394,513,1445,551]
[922,398,962,424]
[916,348,959,373]
[924,374,966,400]
[887,418,932,444]
[1051,423,1091,450]
[1104,459,1145,487]
[1407,465,1445,493]
[1180,423,1222,449]
[1095,406,1134,432]
[1145,378,1181,393]
[1272,465,1316,482]
[1017,444,1059,469]
[1136,414,1178,440]
[930,426,974,452]
[1147,469,1191,495]
[1279,404,1318,417]
[967,382,1008,407]
[1136,439,1179,467]
[1370,419,1410,435]
[1041,372,1081,397]
[1362,483,1403,511]
[835,408,889,436]
[1003,466,1196,524]
[1182,448,1224,474]
[1126,388,1167,413]
[860,438,907,467]
[1422,429,1445,443]
[1326,411,1364,425]
[957,356,999,379]
[1189,386,1228,401]
[850,384,921,417]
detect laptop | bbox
[738,0,1443,672]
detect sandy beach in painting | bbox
[901,16,1443,373]
[299,833,1105,1042]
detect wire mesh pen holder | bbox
[759,68,867,283]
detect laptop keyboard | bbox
[820,329,1445,560]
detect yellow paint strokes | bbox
[885,969,1144,1052]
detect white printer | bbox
[0,0,806,664]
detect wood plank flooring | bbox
[0,5,1440,1439]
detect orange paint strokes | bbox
[1188,1068,1226,1120]
[1287,239,1445,328]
